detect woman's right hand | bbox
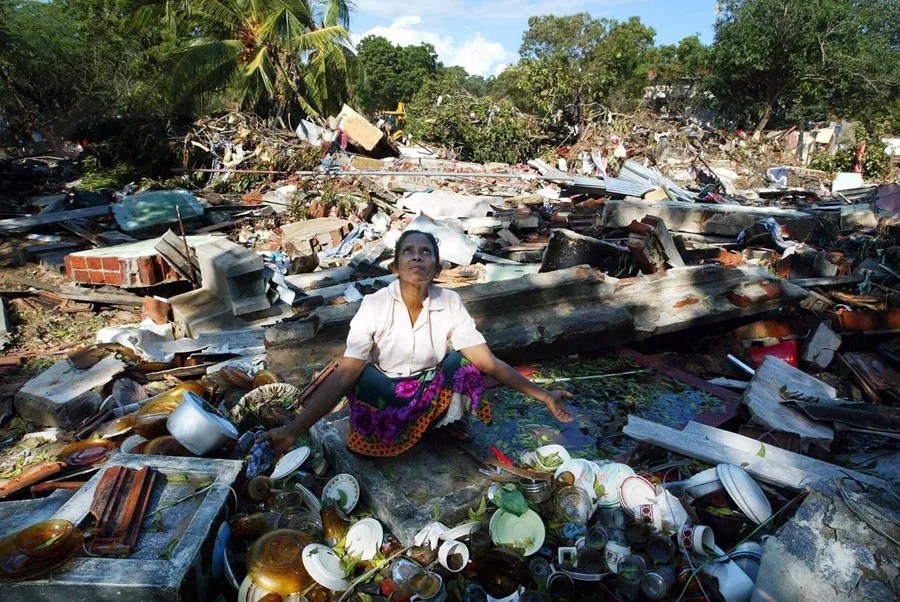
[267,424,300,453]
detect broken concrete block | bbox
[14,356,126,428]
[752,484,899,602]
[601,198,815,240]
[336,104,384,151]
[626,216,684,274]
[169,287,249,337]
[261,185,297,214]
[741,356,835,453]
[540,228,627,273]
[65,235,221,288]
[280,217,353,258]
[195,238,269,317]
[802,322,842,369]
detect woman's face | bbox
[395,233,438,285]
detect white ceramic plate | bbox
[685,467,725,499]
[270,446,310,480]
[294,483,322,513]
[592,463,636,508]
[302,544,350,591]
[488,509,546,556]
[322,474,360,514]
[346,518,383,560]
[618,475,657,513]
[439,520,481,542]
[717,464,772,525]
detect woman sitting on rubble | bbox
[267,230,574,458]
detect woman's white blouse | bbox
[343,280,486,377]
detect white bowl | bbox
[716,464,772,525]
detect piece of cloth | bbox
[343,280,486,378]
[347,351,492,457]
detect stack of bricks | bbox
[64,252,181,288]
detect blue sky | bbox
[350,0,720,77]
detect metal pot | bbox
[167,391,238,456]
[519,479,552,504]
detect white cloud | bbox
[354,0,639,20]
[360,16,518,77]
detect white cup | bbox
[678,524,715,555]
[438,539,469,573]
[604,541,631,574]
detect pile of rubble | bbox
[0,105,898,600]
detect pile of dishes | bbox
[0,520,83,582]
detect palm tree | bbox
[130,0,356,118]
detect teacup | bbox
[678,524,715,555]
[438,539,469,573]
[604,541,631,574]
[631,503,662,531]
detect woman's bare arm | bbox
[267,356,367,452]
[461,344,574,422]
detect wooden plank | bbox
[623,415,888,491]
[155,229,200,285]
[145,363,216,381]
[0,205,112,233]
[1,276,142,307]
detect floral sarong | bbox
[347,351,492,457]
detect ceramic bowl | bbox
[592,463,636,508]
[14,520,76,560]
[531,445,570,471]
[167,391,238,456]
[684,467,725,499]
[716,464,772,525]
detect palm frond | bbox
[184,0,243,32]
[170,38,243,110]
[323,0,353,29]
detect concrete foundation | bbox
[311,412,490,545]
[0,454,242,601]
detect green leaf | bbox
[757,444,766,458]
[160,539,178,560]
[168,474,188,483]
[432,503,441,520]
[144,512,165,533]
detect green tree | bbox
[130,0,356,118]
[355,35,439,114]
[652,35,711,82]
[708,0,900,132]
[406,74,541,164]
[0,0,166,131]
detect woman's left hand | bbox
[544,390,575,422]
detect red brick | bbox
[88,270,106,284]
[142,296,171,325]
[68,255,87,270]
[104,270,124,286]
[86,256,103,270]
[136,257,156,286]
[101,257,119,271]
[72,269,90,283]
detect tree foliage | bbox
[507,14,657,123]
[128,0,357,118]
[354,36,439,114]
[708,0,900,132]
[406,75,543,164]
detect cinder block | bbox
[194,238,270,316]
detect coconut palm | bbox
[130,0,356,118]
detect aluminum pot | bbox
[167,391,238,455]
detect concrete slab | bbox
[14,356,127,428]
[169,288,248,337]
[752,484,899,602]
[741,356,835,453]
[601,198,815,240]
[0,454,242,602]
[0,490,76,540]
[280,217,352,257]
[311,412,490,545]
[398,192,498,219]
